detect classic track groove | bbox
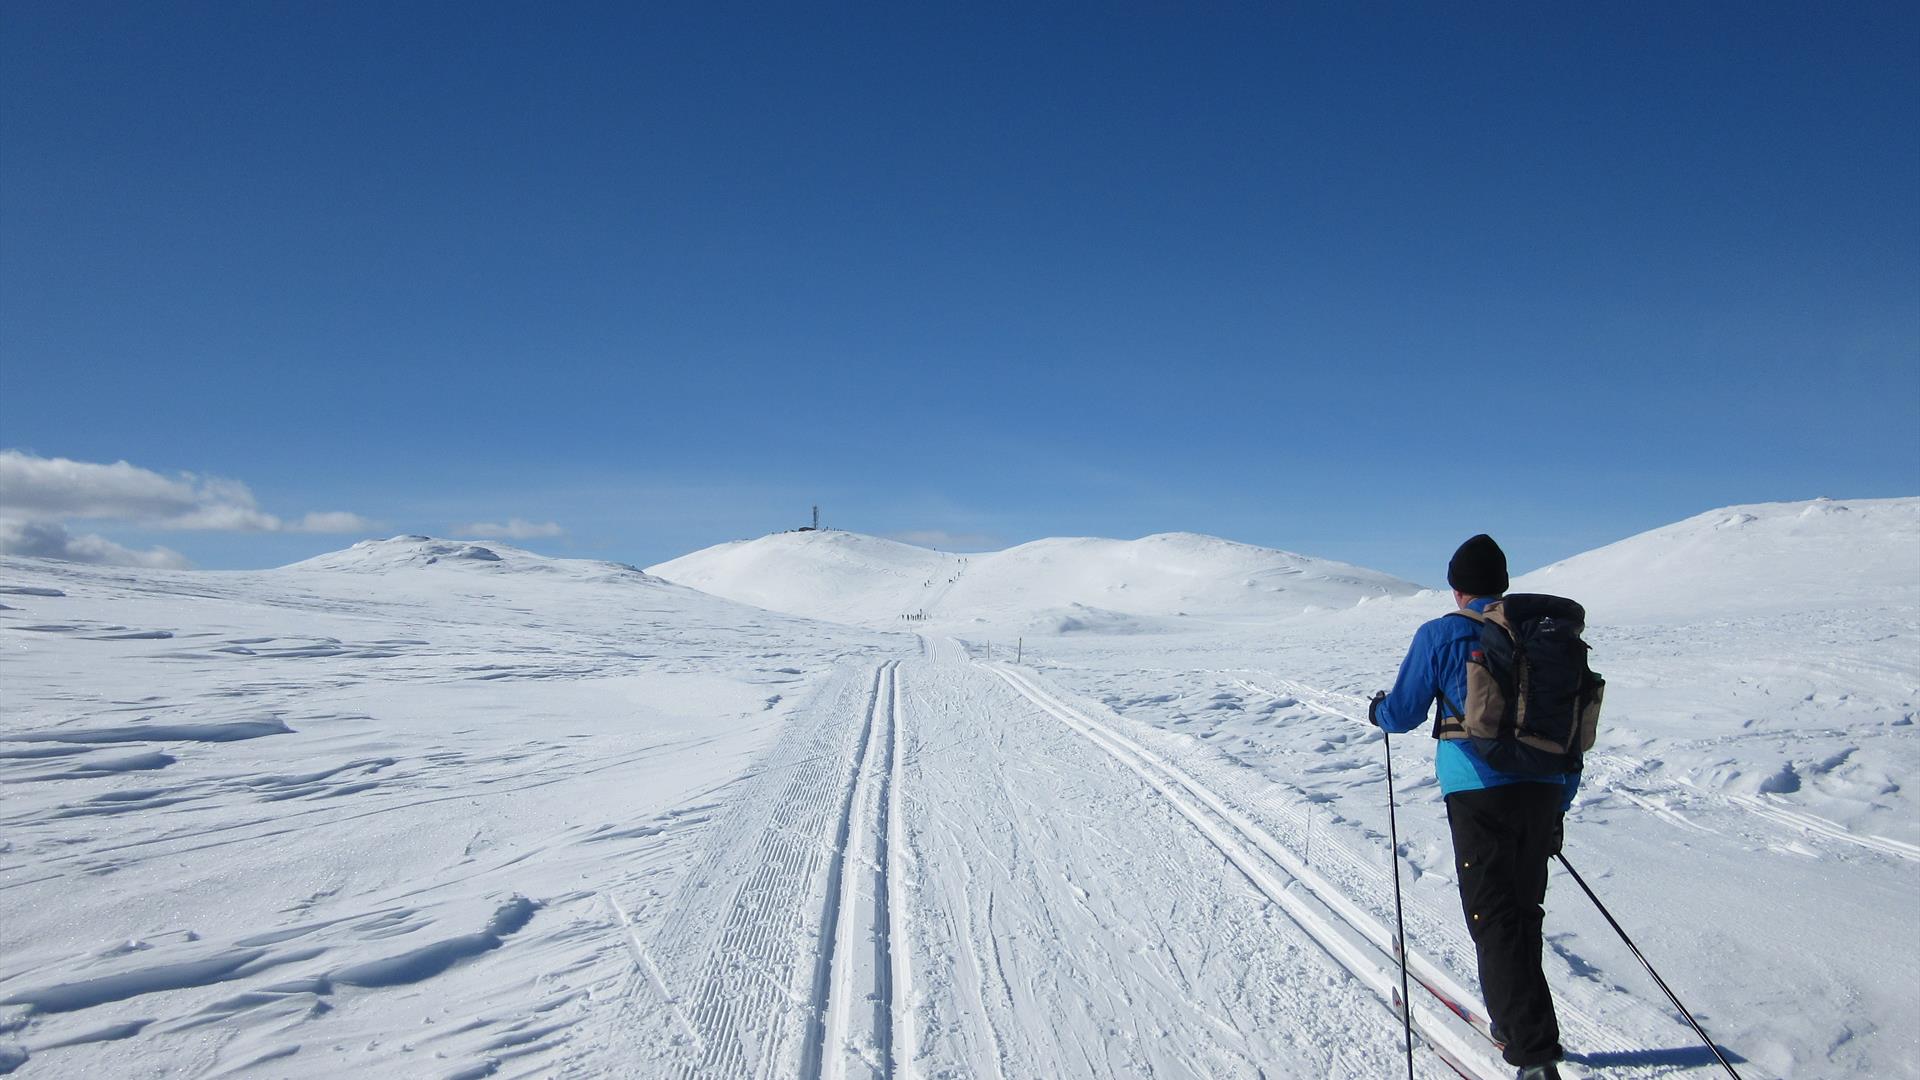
[989,663,1505,1079]
[815,660,904,1080]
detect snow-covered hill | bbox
[285,534,658,585]
[1516,496,1920,621]
[647,529,1422,630]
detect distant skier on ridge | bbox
[1368,534,1603,1080]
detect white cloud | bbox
[166,504,290,531]
[453,518,565,540]
[0,451,205,520]
[291,511,378,533]
[886,529,1002,551]
[0,519,190,569]
[0,450,373,534]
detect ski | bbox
[1392,901,1499,1048]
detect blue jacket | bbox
[1374,596,1581,809]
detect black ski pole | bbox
[1554,852,1744,1080]
[1382,730,1415,1080]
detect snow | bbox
[0,544,890,1077]
[1517,496,1920,620]
[287,534,655,582]
[648,529,1422,628]
[2,499,1915,1078]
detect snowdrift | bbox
[647,529,1422,629]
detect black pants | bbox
[1446,782,1565,1068]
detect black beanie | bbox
[1448,534,1508,597]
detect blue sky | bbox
[3,3,1916,585]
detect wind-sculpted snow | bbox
[8,718,291,743]
[0,546,892,1078]
[10,752,177,782]
[3,949,276,1015]
[326,896,539,988]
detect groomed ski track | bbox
[987,663,1501,1080]
[628,640,1689,1079]
[813,659,912,1080]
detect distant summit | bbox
[284,535,655,584]
[647,529,1421,629]
[1516,496,1920,621]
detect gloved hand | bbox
[1367,691,1387,727]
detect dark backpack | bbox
[1435,594,1604,776]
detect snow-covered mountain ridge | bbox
[647,496,1919,631]
[647,528,1423,629]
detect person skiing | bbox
[1368,534,1579,1080]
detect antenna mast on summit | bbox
[812,505,820,531]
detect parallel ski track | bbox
[813,659,910,1080]
[992,663,1509,1079]
[990,661,1681,1068]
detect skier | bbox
[1368,534,1578,1080]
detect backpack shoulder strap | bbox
[1452,601,1517,636]
[1433,608,1485,739]
[1431,687,1467,739]
[1480,599,1512,632]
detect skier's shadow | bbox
[1568,1045,1747,1069]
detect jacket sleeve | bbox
[1375,622,1439,734]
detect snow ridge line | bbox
[815,660,903,1080]
[989,664,1505,1080]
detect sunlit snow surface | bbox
[647,529,1424,629]
[3,503,1916,1079]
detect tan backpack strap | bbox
[1451,602,1514,634]
[1432,689,1468,739]
[1438,609,1486,740]
[1480,598,1511,632]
